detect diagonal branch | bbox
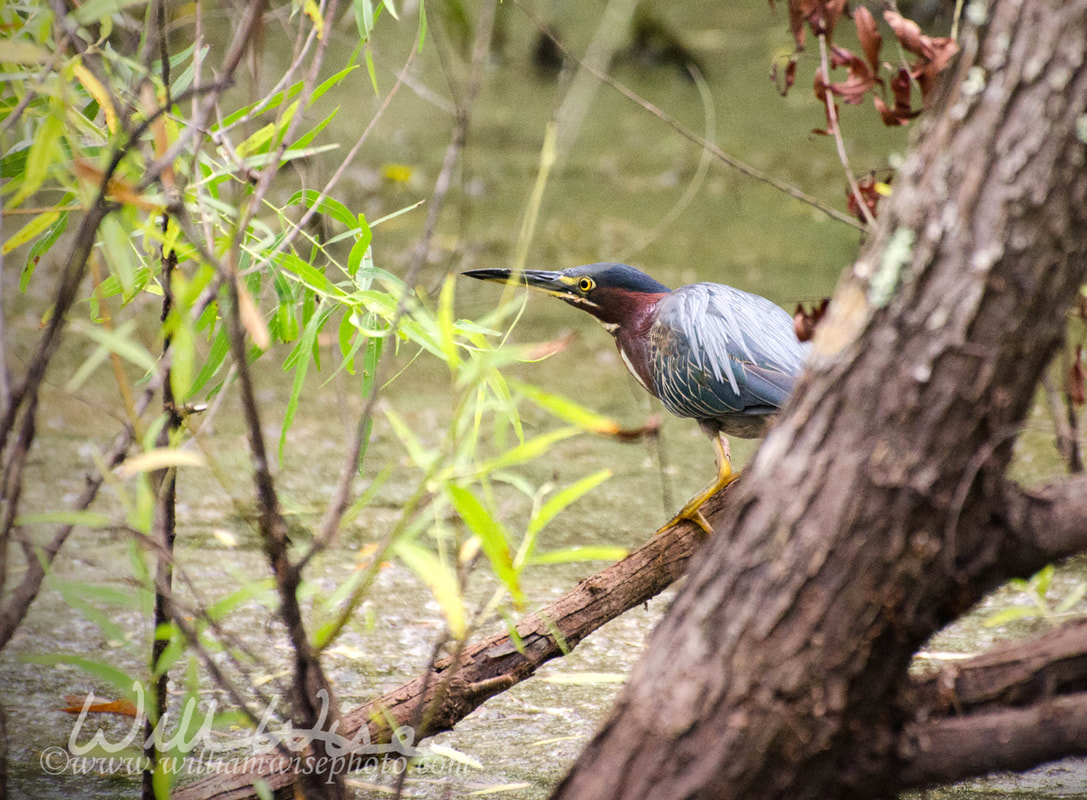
[173,504,712,800]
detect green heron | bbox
[462,262,811,532]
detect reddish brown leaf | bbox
[828,45,876,104]
[853,6,882,74]
[783,57,798,95]
[1070,345,1086,407]
[891,68,914,109]
[811,68,837,135]
[770,57,799,96]
[794,299,830,342]
[873,95,907,126]
[823,0,847,39]
[63,696,140,716]
[884,10,925,56]
[525,333,576,361]
[604,414,663,442]
[846,172,892,222]
[885,9,959,104]
[786,0,807,50]
[872,67,922,126]
[913,35,959,100]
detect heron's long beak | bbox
[461,268,584,303]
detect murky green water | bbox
[4,2,1085,798]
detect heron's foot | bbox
[655,506,713,536]
[654,467,741,536]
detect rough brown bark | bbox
[901,619,1087,784]
[906,616,1087,715]
[175,469,1087,800]
[176,2,1087,797]
[551,1,1087,798]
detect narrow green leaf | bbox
[312,65,359,103]
[472,427,580,476]
[530,545,628,565]
[347,218,373,279]
[514,469,612,570]
[207,580,275,622]
[353,0,373,40]
[279,307,331,463]
[23,209,70,291]
[151,622,187,679]
[10,112,63,208]
[1056,582,1087,615]
[72,0,146,25]
[370,198,425,227]
[446,484,523,604]
[510,379,628,435]
[58,587,129,643]
[169,314,196,402]
[239,142,339,169]
[67,320,157,389]
[215,85,295,130]
[417,0,427,51]
[364,46,379,95]
[982,606,1039,628]
[234,122,277,158]
[337,312,356,371]
[285,189,357,230]
[3,210,59,254]
[437,274,460,370]
[21,654,140,700]
[100,215,137,297]
[189,325,230,396]
[273,251,343,298]
[384,407,435,471]
[288,106,340,156]
[1033,564,1055,597]
[395,541,466,639]
[529,469,612,537]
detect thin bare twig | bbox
[515,1,866,232]
[0,375,162,649]
[817,32,877,232]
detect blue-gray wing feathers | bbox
[648,283,810,436]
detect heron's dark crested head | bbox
[461,262,670,329]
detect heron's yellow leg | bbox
[655,434,739,535]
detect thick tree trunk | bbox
[551,1,1087,799]
[176,469,1087,800]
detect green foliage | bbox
[983,564,1087,628]
[2,0,625,784]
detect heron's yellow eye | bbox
[578,277,594,292]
